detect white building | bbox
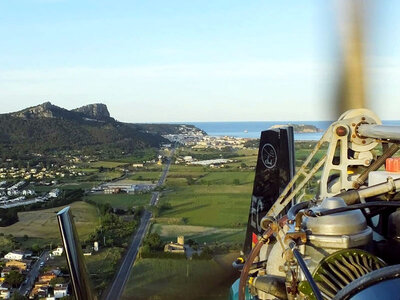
[4,251,25,261]
[183,156,193,162]
[0,283,10,299]
[52,247,64,256]
[54,284,69,298]
[49,189,61,198]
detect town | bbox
[0,127,261,299]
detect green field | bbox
[151,224,245,244]
[90,161,127,168]
[129,171,162,182]
[85,247,124,292]
[84,193,152,209]
[95,171,124,181]
[159,184,251,228]
[197,171,254,185]
[122,254,239,300]
[58,182,100,190]
[0,201,99,242]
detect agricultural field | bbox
[89,161,127,168]
[151,224,245,244]
[84,193,152,209]
[129,171,162,182]
[122,253,239,300]
[85,247,124,293]
[159,184,251,228]
[0,201,99,244]
[95,170,124,181]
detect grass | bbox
[122,254,239,300]
[0,201,100,242]
[84,193,152,209]
[95,171,124,181]
[74,168,98,173]
[151,224,246,244]
[129,171,162,182]
[85,247,124,293]
[90,161,127,168]
[197,171,254,185]
[159,184,251,228]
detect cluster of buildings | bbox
[174,156,233,168]
[0,249,69,299]
[164,236,186,254]
[163,129,249,150]
[162,125,206,145]
[93,182,156,195]
[29,269,68,299]
[0,250,32,299]
[0,165,86,180]
[190,136,248,149]
[0,181,61,209]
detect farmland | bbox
[0,201,99,243]
[83,193,152,209]
[122,253,239,300]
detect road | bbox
[104,211,152,300]
[103,149,174,300]
[19,251,49,297]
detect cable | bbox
[305,201,400,217]
[289,241,323,300]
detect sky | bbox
[0,0,400,122]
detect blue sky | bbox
[0,0,399,122]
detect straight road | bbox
[103,148,174,300]
[19,251,49,297]
[104,211,151,300]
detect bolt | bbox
[362,117,366,121]
[352,123,356,127]
[362,140,366,144]
[336,126,347,137]
[352,134,356,138]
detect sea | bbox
[189,121,400,141]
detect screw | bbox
[336,126,347,137]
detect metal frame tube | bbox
[358,124,400,141]
[57,207,96,300]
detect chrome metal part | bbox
[357,124,400,141]
[304,197,367,236]
[57,207,97,300]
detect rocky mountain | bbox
[0,102,190,154]
[72,103,111,120]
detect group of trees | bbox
[149,202,172,218]
[4,269,24,288]
[0,208,18,226]
[86,204,139,248]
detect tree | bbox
[10,292,26,300]
[31,243,41,254]
[144,233,162,251]
[5,270,24,288]
[49,276,66,286]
